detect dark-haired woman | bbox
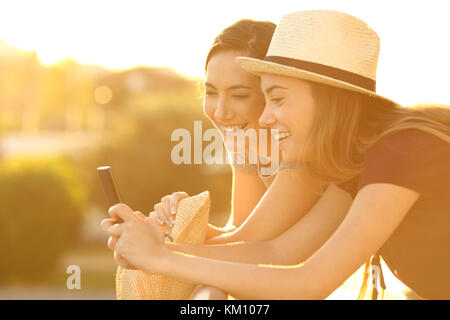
[144,19,352,252]
[105,17,352,250]
[102,17,358,300]
[102,17,355,298]
[105,15,353,263]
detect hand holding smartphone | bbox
[97,166,174,241]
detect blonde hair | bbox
[303,83,450,184]
[300,82,450,299]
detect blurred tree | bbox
[79,88,232,225]
[0,41,233,228]
[0,156,87,283]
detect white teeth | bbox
[275,132,292,141]
[222,124,247,132]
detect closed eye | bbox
[271,97,284,105]
[232,94,250,99]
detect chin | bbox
[224,140,238,153]
[280,150,300,164]
[225,138,250,154]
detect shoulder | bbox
[364,129,450,168]
[358,129,450,192]
[366,128,449,158]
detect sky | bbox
[0,0,449,106]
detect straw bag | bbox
[115,191,210,299]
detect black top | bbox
[349,128,450,299]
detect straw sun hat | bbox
[237,10,395,104]
[116,191,210,300]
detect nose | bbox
[258,103,277,128]
[214,96,234,121]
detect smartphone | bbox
[97,166,123,223]
[97,166,174,242]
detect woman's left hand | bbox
[104,203,170,273]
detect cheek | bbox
[239,99,265,124]
[275,106,295,128]
[279,102,316,135]
[203,98,216,122]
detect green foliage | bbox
[0,156,87,283]
[80,95,232,224]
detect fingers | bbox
[144,216,173,241]
[154,202,173,228]
[107,236,117,251]
[150,192,188,229]
[114,252,136,270]
[149,211,164,226]
[161,196,174,227]
[108,203,136,222]
[147,217,170,242]
[170,192,189,215]
[134,211,146,220]
[106,223,121,237]
[100,218,116,232]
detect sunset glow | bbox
[1,0,448,301]
[1,0,449,106]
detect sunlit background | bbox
[2,0,449,105]
[0,0,448,299]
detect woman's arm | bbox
[110,183,418,299]
[206,168,325,244]
[166,183,352,265]
[150,167,266,240]
[205,224,237,240]
[166,240,278,265]
[229,168,267,227]
[205,168,267,240]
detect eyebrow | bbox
[204,82,252,91]
[264,85,288,95]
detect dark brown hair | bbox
[205,19,276,70]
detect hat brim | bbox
[236,57,396,105]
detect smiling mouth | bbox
[274,131,292,142]
[221,123,248,136]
